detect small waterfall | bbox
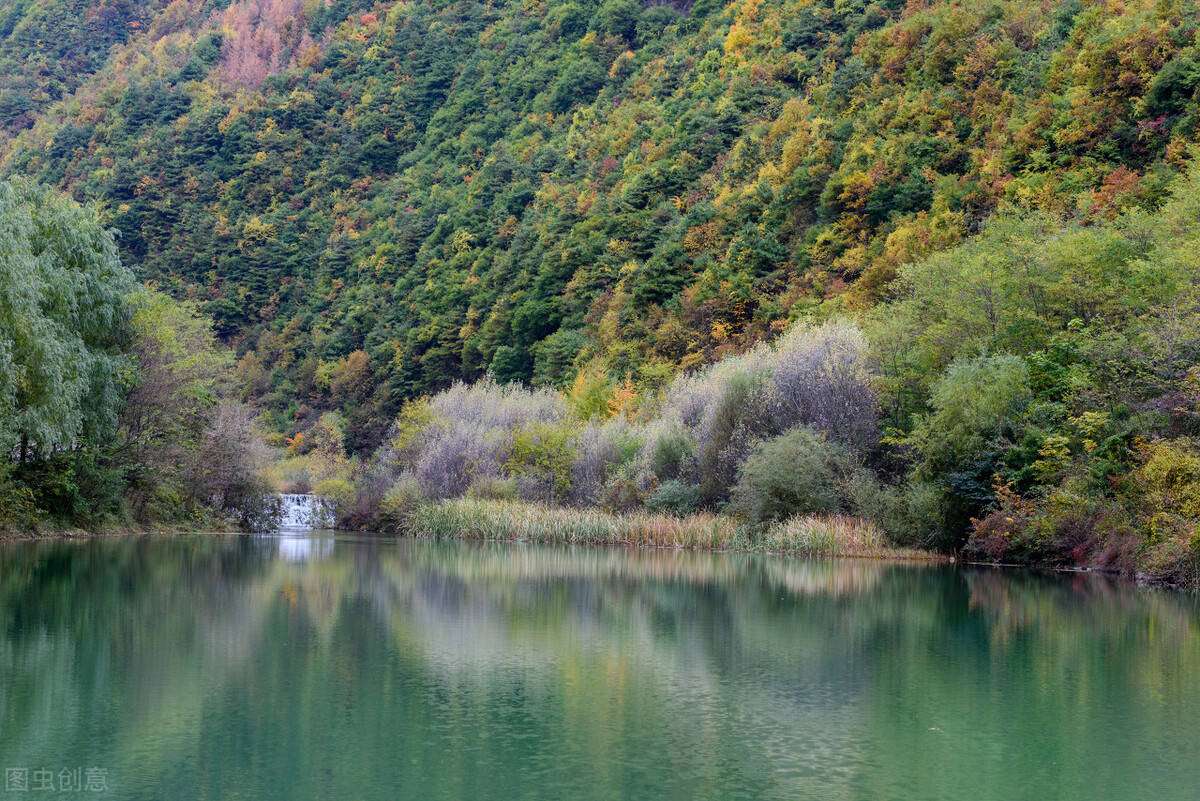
[278,494,333,531]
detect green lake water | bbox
[0,533,1197,800]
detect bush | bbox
[841,468,910,541]
[731,426,855,525]
[571,417,641,505]
[645,480,701,516]
[656,319,879,505]
[0,465,35,533]
[1127,438,1200,583]
[190,401,282,531]
[696,370,777,504]
[906,353,1032,477]
[383,379,572,499]
[600,476,646,513]
[772,320,877,451]
[899,480,956,550]
[899,353,1033,543]
[313,477,354,526]
[466,476,520,501]
[1131,438,1200,527]
[646,422,694,482]
[379,474,427,531]
[223,476,283,532]
[505,421,577,503]
[263,455,314,494]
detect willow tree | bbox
[0,179,135,462]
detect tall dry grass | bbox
[761,514,937,559]
[407,498,937,559]
[409,498,737,548]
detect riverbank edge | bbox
[13,501,1189,587]
[0,519,238,541]
[398,501,1200,587]
[399,498,947,562]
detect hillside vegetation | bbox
[304,163,1197,584]
[3,0,1200,579]
[5,0,1198,449]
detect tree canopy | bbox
[0,179,134,458]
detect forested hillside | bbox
[5,0,1198,453]
[4,0,1200,577]
[0,0,173,133]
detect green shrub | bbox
[1132,438,1200,526]
[965,478,1135,569]
[0,465,35,533]
[731,426,854,525]
[698,371,769,505]
[1127,438,1200,584]
[648,426,695,482]
[467,476,520,501]
[379,475,427,531]
[314,477,355,526]
[899,480,956,550]
[600,475,645,513]
[841,468,909,540]
[504,421,577,503]
[905,353,1032,477]
[645,480,700,516]
[222,475,283,533]
[571,417,642,505]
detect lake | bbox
[0,533,1197,800]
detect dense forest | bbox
[7,0,1198,449]
[1,0,1199,580]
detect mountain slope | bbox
[4,0,1199,450]
[0,0,175,133]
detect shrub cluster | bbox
[347,321,882,540]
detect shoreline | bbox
[7,502,1187,588]
[0,521,239,541]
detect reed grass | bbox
[760,514,934,559]
[410,498,736,548]
[407,498,937,559]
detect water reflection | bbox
[274,532,335,562]
[0,535,1196,801]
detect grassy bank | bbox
[0,517,241,541]
[407,498,939,560]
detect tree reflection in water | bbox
[0,535,1196,801]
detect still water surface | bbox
[0,533,1197,800]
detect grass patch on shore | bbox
[407,498,938,559]
[760,514,934,559]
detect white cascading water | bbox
[278,494,332,531]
